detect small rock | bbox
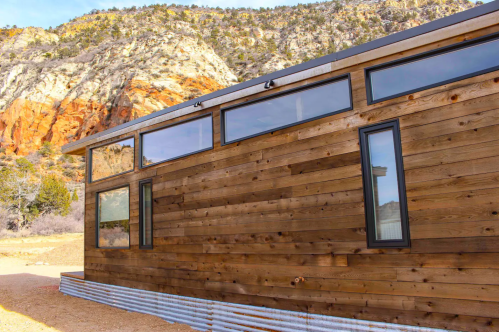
[35,261,43,265]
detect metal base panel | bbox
[60,276,451,332]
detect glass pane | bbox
[142,116,212,166]
[370,38,499,101]
[91,138,134,182]
[141,183,152,247]
[98,187,130,248]
[368,129,403,241]
[224,79,350,143]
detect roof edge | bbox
[62,1,499,153]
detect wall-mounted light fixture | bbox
[264,80,275,89]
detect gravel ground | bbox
[0,235,194,332]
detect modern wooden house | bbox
[60,2,499,331]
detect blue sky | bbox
[2,0,492,29]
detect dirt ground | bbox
[0,234,194,332]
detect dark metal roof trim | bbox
[63,1,499,151]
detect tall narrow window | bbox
[359,120,410,248]
[96,186,130,249]
[139,179,153,249]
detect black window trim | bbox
[139,112,214,169]
[139,178,153,250]
[220,74,353,146]
[95,184,131,250]
[88,136,136,184]
[358,119,411,248]
[365,31,499,105]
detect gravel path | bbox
[0,235,195,332]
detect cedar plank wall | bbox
[84,24,499,332]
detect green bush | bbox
[38,142,55,157]
[36,175,71,216]
[15,158,35,174]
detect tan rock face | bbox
[0,32,236,154]
[0,27,58,52]
[0,0,476,155]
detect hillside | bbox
[0,0,477,155]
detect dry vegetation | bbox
[0,142,84,239]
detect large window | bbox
[140,114,213,167]
[222,76,352,144]
[90,137,134,182]
[366,34,499,104]
[96,186,130,249]
[359,120,410,248]
[139,179,153,249]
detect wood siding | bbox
[83,25,499,332]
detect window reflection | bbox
[98,187,130,248]
[368,129,403,240]
[224,78,351,143]
[91,138,134,182]
[370,38,499,102]
[142,116,212,166]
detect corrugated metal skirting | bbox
[60,276,451,332]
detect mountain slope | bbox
[0,0,477,154]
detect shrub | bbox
[38,142,55,157]
[15,157,35,173]
[57,46,80,59]
[29,201,83,236]
[36,174,71,216]
[63,169,76,179]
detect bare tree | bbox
[0,159,41,230]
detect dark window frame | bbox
[88,136,135,184]
[139,179,153,250]
[95,184,131,250]
[220,74,353,146]
[139,113,214,169]
[358,120,411,248]
[365,31,499,105]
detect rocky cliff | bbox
[0,0,476,155]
